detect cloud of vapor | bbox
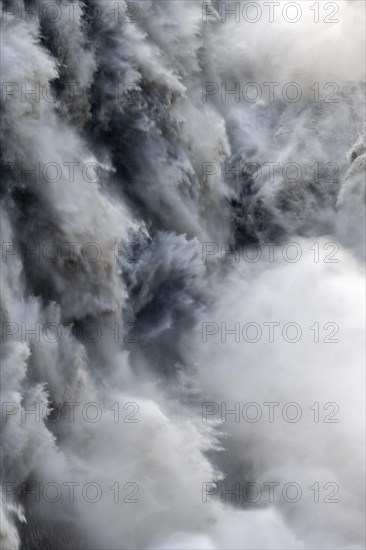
[0,1,364,549]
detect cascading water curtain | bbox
[0,1,365,549]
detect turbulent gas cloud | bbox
[0,1,365,549]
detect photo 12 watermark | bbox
[2,480,140,504]
[1,321,141,345]
[2,400,140,424]
[1,82,142,106]
[202,480,340,504]
[1,240,142,266]
[202,2,340,24]
[202,160,340,185]
[1,1,140,24]
[201,321,340,343]
[202,81,340,104]
[202,401,340,423]
[201,241,340,264]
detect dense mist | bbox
[0,1,365,549]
